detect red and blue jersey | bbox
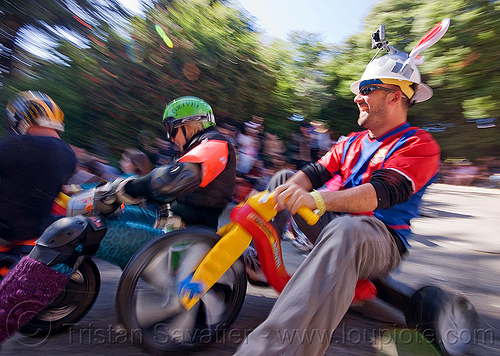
[318,122,440,244]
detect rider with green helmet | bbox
[95,96,236,230]
[0,96,235,346]
[162,96,216,142]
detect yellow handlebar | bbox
[297,206,320,225]
[265,191,319,226]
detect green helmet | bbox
[162,96,215,140]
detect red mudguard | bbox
[230,204,291,292]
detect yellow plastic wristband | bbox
[310,190,326,217]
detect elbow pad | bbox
[301,162,333,189]
[147,161,202,203]
[370,169,413,209]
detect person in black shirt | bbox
[0,91,76,245]
[0,96,236,345]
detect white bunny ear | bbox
[413,55,425,66]
[400,18,450,76]
[408,18,450,61]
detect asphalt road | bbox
[2,184,499,356]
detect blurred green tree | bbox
[2,0,499,161]
[322,0,500,159]
[19,0,280,155]
[0,0,130,92]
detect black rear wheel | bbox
[20,258,101,336]
[407,286,479,356]
[116,228,247,355]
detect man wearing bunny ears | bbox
[235,21,450,356]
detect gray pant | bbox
[234,170,402,356]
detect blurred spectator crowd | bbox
[63,118,500,201]
[440,157,500,188]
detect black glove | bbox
[93,177,143,216]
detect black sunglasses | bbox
[359,85,398,96]
[164,114,210,141]
[163,117,182,141]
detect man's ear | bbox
[387,90,404,106]
[394,90,405,103]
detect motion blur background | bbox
[0,0,499,182]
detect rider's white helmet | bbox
[350,50,433,104]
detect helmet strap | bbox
[380,78,415,99]
[202,121,214,129]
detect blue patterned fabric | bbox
[94,205,163,269]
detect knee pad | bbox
[29,216,107,266]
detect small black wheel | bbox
[116,228,247,355]
[20,258,101,336]
[407,286,479,356]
